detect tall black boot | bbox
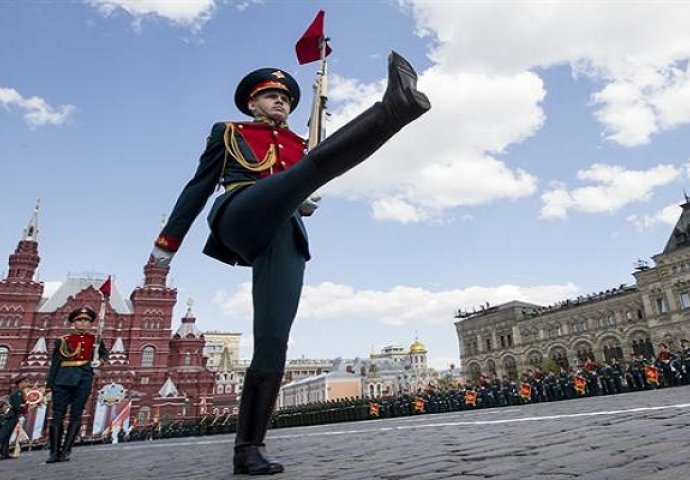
[45,424,63,464]
[307,50,431,181]
[233,369,284,475]
[59,422,80,462]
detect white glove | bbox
[150,245,175,267]
[298,195,321,217]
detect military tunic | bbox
[155,119,319,372]
[47,333,108,425]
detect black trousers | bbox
[0,416,18,457]
[51,376,93,425]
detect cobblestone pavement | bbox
[3,385,690,480]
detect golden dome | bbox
[409,339,427,354]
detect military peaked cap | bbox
[68,307,97,323]
[234,68,300,116]
[12,374,28,385]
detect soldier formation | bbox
[96,341,690,444]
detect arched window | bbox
[224,385,233,394]
[137,406,151,425]
[575,342,594,363]
[549,347,569,370]
[216,384,224,394]
[503,356,518,380]
[141,346,155,367]
[184,353,191,366]
[528,351,543,367]
[0,346,8,369]
[468,362,481,382]
[602,338,623,363]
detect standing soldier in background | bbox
[0,375,29,460]
[680,339,690,384]
[46,307,108,464]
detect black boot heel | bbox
[234,445,284,475]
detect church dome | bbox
[409,339,427,354]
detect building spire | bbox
[23,199,40,241]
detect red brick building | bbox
[0,205,215,434]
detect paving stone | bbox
[3,385,690,480]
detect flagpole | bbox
[92,276,111,367]
[307,40,328,151]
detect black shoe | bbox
[233,445,284,475]
[382,51,431,125]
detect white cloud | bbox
[540,163,682,219]
[402,1,690,146]
[322,68,542,222]
[214,281,581,327]
[322,2,690,222]
[627,202,682,232]
[84,0,218,30]
[0,87,75,127]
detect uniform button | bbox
[303,148,308,154]
[272,130,278,136]
[278,144,284,149]
[238,124,244,129]
[280,161,286,168]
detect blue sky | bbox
[3,1,690,369]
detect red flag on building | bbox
[99,276,112,298]
[295,10,332,64]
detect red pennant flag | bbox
[99,276,112,298]
[295,10,332,65]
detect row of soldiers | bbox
[24,342,690,447]
[124,344,690,436]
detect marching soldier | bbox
[149,51,429,475]
[0,375,29,460]
[46,307,108,463]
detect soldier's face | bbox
[249,90,291,122]
[73,318,92,331]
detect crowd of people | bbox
[6,341,689,451]
[107,341,690,441]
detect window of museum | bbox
[485,338,492,351]
[528,353,542,367]
[184,353,191,366]
[137,407,151,425]
[680,292,690,309]
[140,377,149,385]
[656,297,669,314]
[0,347,8,369]
[507,334,513,346]
[141,346,155,367]
[607,315,615,327]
